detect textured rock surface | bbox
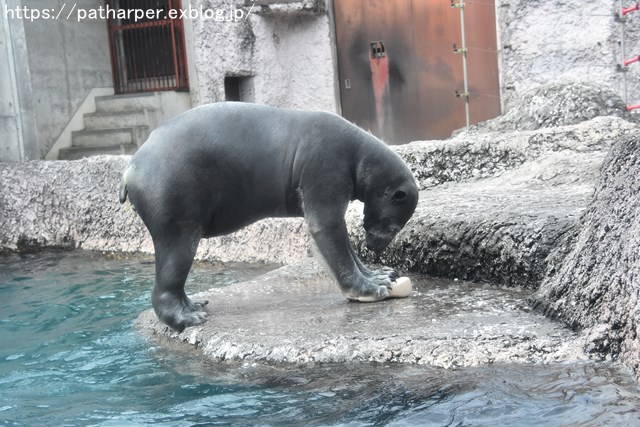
[356,115,638,288]
[459,82,631,135]
[396,114,635,190]
[0,156,309,265]
[3,83,640,373]
[138,259,587,368]
[0,156,144,253]
[350,175,592,289]
[2,113,637,289]
[531,135,640,374]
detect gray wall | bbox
[187,0,337,112]
[0,0,37,161]
[496,0,640,110]
[1,7,24,162]
[24,0,113,158]
[1,0,112,161]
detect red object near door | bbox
[334,0,501,144]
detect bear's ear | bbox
[392,190,407,204]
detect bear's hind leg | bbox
[151,223,208,332]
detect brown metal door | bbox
[107,0,189,94]
[334,0,501,144]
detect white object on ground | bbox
[388,276,412,298]
[350,276,413,302]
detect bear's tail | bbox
[119,165,131,204]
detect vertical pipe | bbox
[163,22,170,89]
[116,32,122,93]
[156,2,163,90]
[620,0,628,105]
[141,0,147,91]
[459,0,470,127]
[117,1,127,93]
[157,25,163,90]
[175,0,189,89]
[163,24,169,90]
[166,1,172,89]
[117,18,124,94]
[170,12,180,91]
[149,25,155,91]
[139,26,145,92]
[156,1,163,90]
[130,27,136,93]
[138,25,145,92]
[106,0,118,93]
[134,4,139,91]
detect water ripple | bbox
[1,251,639,426]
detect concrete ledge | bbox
[348,116,637,288]
[395,115,634,191]
[137,259,587,368]
[246,0,326,15]
[351,178,593,289]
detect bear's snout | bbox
[365,229,396,254]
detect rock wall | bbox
[397,114,634,191]
[3,82,640,374]
[0,156,309,265]
[348,114,638,288]
[2,84,637,288]
[531,135,640,373]
[496,0,640,109]
[0,156,144,253]
[459,82,630,134]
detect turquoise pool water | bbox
[1,251,639,426]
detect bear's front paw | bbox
[371,266,399,282]
[342,278,391,303]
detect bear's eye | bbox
[392,190,407,204]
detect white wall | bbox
[187,0,337,112]
[251,13,336,111]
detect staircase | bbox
[58,93,159,160]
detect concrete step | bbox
[58,144,138,160]
[83,110,152,130]
[95,92,159,113]
[71,127,149,148]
